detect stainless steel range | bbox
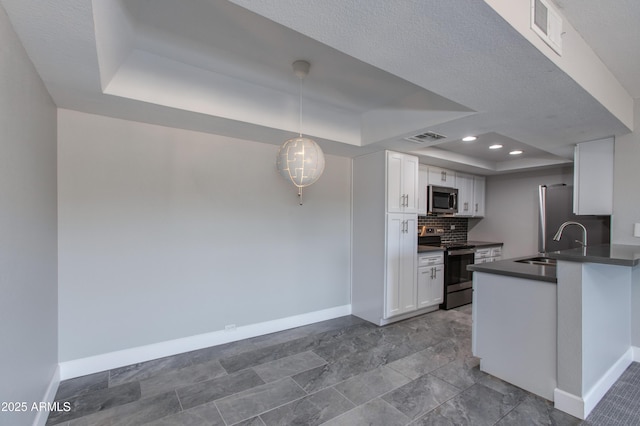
[418,230,475,310]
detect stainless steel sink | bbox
[515,256,557,266]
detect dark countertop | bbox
[468,256,557,283]
[417,241,503,253]
[418,245,444,253]
[467,241,503,248]
[547,244,640,267]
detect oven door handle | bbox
[448,248,475,256]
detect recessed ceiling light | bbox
[489,144,503,150]
[509,150,523,155]
[462,136,477,142]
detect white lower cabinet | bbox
[417,252,444,308]
[474,245,502,263]
[385,214,417,318]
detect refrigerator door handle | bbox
[538,185,547,253]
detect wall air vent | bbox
[404,131,447,144]
[531,0,562,55]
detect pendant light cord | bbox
[298,77,303,137]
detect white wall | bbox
[57,110,351,362]
[468,166,573,258]
[0,4,58,426]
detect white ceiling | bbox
[1,0,636,175]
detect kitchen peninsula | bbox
[470,244,640,420]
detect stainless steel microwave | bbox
[428,185,458,215]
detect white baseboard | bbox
[32,365,60,426]
[554,347,634,420]
[633,345,640,362]
[59,304,351,380]
[553,388,585,420]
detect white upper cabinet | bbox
[387,151,419,213]
[473,176,486,217]
[427,166,456,188]
[573,137,614,215]
[455,173,474,217]
[418,165,486,217]
[417,165,429,216]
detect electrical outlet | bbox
[450,225,456,230]
[225,324,236,332]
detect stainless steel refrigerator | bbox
[538,184,610,253]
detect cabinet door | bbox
[386,152,404,213]
[403,155,419,213]
[400,215,418,312]
[417,267,432,308]
[385,214,404,318]
[432,265,444,305]
[456,173,474,217]
[428,166,456,188]
[417,264,444,308]
[473,176,486,217]
[417,165,429,216]
[385,214,417,318]
[573,138,613,215]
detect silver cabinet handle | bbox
[475,203,478,212]
[405,194,409,207]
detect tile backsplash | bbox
[418,216,468,243]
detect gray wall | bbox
[0,4,58,426]
[612,101,640,245]
[468,166,574,258]
[613,100,640,347]
[57,110,352,362]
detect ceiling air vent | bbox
[404,131,447,144]
[531,0,562,55]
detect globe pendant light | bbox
[276,60,325,205]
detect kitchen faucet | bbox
[553,221,587,247]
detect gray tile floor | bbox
[45,306,633,425]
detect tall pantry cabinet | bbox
[352,150,420,325]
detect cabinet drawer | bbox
[418,252,444,266]
[474,248,491,259]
